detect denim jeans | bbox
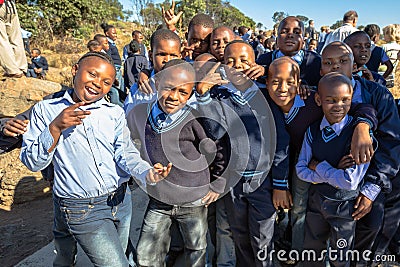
[53,183,132,267]
[137,197,208,267]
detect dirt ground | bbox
[0,195,53,267]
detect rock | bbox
[0,76,63,117]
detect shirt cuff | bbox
[360,182,381,201]
[314,161,331,183]
[195,91,212,105]
[39,126,56,152]
[272,179,289,190]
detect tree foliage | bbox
[272,11,288,24]
[17,0,124,38]
[331,20,343,30]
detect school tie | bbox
[156,112,167,127]
[322,126,337,143]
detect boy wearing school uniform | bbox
[320,42,400,266]
[196,40,290,267]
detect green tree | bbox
[331,20,343,30]
[272,11,288,24]
[295,15,309,24]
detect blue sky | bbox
[120,0,400,30]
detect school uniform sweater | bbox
[197,84,290,191]
[127,102,226,206]
[353,76,400,194]
[256,49,322,86]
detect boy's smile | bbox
[71,57,115,104]
[277,17,304,56]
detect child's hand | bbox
[308,158,319,171]
[351,122,374,164]
[146,163,173,184]
[337,154,356,169]
[161,0,183,30]
[356,66,374,81]
[297,83,311,100]
[181,41,193,59]
[2,118,29,137]
[352,194,373,220]
[272,189,293,210]
[201,190,220,207]
[138,72,153,94]
[243,63,265,80]
[50,102,90,134]
[196,62,228,95]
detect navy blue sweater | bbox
[256,49,322,86]
[108,42,122,66]
[354,76,400,193]
[197,85,290,191]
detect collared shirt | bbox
[351,77,363,103]
[284,95,305,124]
[124,69,198,115]
[21,90,152,198]
[276,50,305,65]
[296,115,371,195]
[322,23,359,50]
[151,102,189,128]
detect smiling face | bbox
[345,34,372,67]
[210,27,236,61]
[187,25,213,59]
[267,59,300,113]
[315,78,353,124]
[321,43,354,79]
[277,17,304,56]
[157,69,194,114]
[71,56,115,104]
[151,39,181,73]
[224,42,255,90]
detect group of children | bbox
[4,4,399,267]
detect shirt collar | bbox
[107,37,115,45]
[224,81,259,98]
[286,95,305,117]
[320,114,350,136]
[151,101,188,127]
[276,50,304,65]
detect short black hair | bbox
[100,23,115,34]
[318,72,353,94]
[32,48,41,55]
[212,26,235,38]
[278,16,305,35]
[94,34,107,42]
[343,31,370,45]
[129,40,140,53]
[87,40,101,50]
[224,40,254,57]
[159,59,196,82]
[343,10,358,22]
[364,24,380,38]
[77,52,115,74]
[132,30,142,37]
[188,13,214,31]
[150,29,181,50]
[238,26,248,35]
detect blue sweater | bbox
[197,84,290,191]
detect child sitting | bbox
[296,73,373,267]
[127,59,224,266]
[27,48,48,79]
[20,51,170,266]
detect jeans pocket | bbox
[61,204,92,223]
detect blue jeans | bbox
[137,197,208,267]
[53,183,132,267]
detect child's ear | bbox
[71,63,79,76]
[315,92,322,106]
